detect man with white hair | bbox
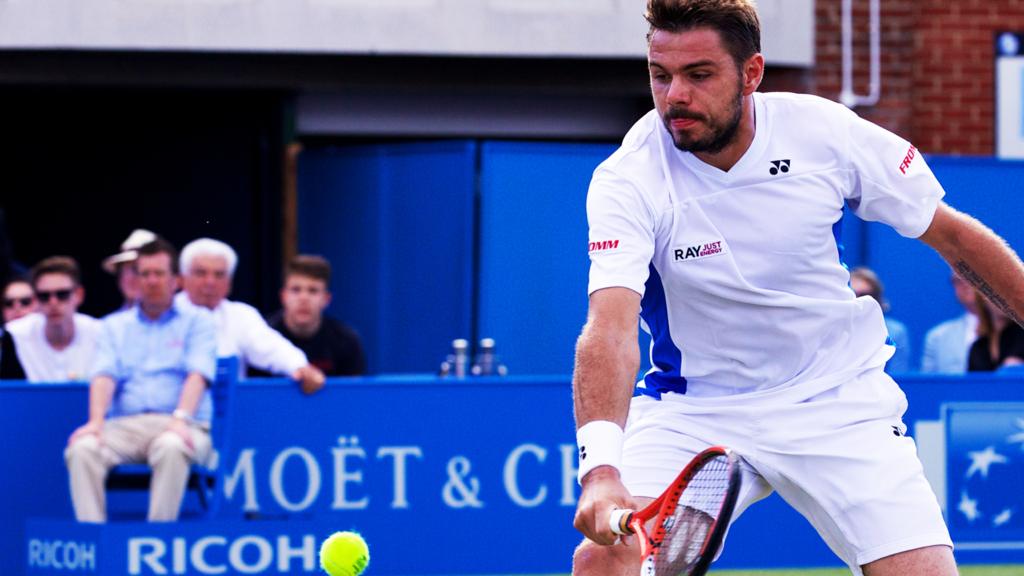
[175,238,326,394]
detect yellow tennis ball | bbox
[319,531,370,576]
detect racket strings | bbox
[653,455,732,575]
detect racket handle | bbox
[608,508,635,536]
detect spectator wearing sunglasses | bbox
[3,277,37,326]
[0,257,101,382]
[1,277,36,377]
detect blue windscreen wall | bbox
[297,142,477,374]
[478,141,614,375]
[477,141,656,376]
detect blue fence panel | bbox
[298,142,477,374]
[477,141,653,376]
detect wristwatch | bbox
[171,409,193,423]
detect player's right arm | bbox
[572,285,642,545]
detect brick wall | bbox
[764,0,1024,155]
[910,1,1016,154]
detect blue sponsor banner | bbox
[25,521,103,574]
[216,376,580,575]
[944,403,1024,546]
[7,375,1024,575]
[26,519,329,575]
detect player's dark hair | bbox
[135,237,179,274]
[30,256,81,288]
[645,0,761,68]
[285,254,331,285]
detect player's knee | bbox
[572,539,634,576]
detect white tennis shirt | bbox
[587,92,944,398]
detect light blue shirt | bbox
[91,301,217,422]
[921,313,976,374]
[884,316,912,373]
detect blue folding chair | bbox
[104,356,238,519]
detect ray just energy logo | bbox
[674,240,727,262]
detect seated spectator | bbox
[3,276,37,325]
[102,229,158,312]
[266,255,366,376]
[921,271,978,374]
[64,238,216,522]
[1,257,101,381]
[968,292,1024,372]
[850,267,912,373]
[174,238,326,394]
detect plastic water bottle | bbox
[452,338,470,377]
[471,338,508,376]
[440,338,470,377]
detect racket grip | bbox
[608,509,635,536]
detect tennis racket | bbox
[608,446,741,576]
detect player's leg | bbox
[861,545,957,576]
[753,369,954,575]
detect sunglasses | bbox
[3,296,34,309]
[35,289,73,303]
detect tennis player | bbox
[572,1,1024,575]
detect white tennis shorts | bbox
[620,368,952,574]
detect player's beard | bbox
[664,79,743,155]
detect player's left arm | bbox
[919,202,1024,327]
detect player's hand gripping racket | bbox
[608,446,741,576]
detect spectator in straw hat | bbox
[102,229,158,312]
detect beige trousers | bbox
[64,413,212,522]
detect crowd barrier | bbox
[3,374,1024,575]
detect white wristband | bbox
[576,420,624,484]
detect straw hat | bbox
[102,229,157,274]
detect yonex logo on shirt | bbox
[674,240,727,262]
[589,240,620,252]
[769,159,791,175]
